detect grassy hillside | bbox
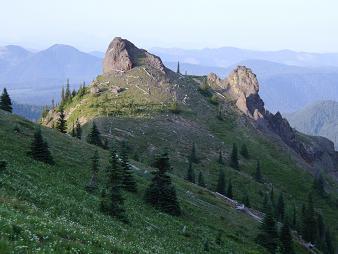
[40,63,338,252]
[0,109,284,253]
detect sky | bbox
[0,0,337,53]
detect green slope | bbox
[0,109,278,253]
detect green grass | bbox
[0,110,275,253]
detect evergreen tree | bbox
[190,142,199,163]
[0,160,7,172]
[85,150,99,192]
[101,146,127,222]
[262,193,269,211]
[185,160,195,183]
[198,171,206,187]
[230,143,239,170]
[56,106,67,133]
[279,219,294,254]
[120,142,137,192]
[71,123,76,137]
[75,119,82,139]
[276,193,285,221]
[144,152,181,216]
[324,228,335,254]
[86,122,103,147]
[256,201,278,253]
[61,86,65,103]
[291,203,297,230]
[203,239,209,251]
[177,61,180,74]
[65,79,71,101]
[226,179,233,199]
[242,194,250,208]
[29,128,54,164]
[255,160,263,182]
[240,143,249,159]
[216,168,226,195]
[218,149,224,164]
[0,88,12,112]
[302,193,317,243]
[316,213,325,246]
[313,173,325,196]
[71,89,77,97]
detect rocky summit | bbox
[103,37,167,74]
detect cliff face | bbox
[103,37,166,74]
[208,66,338,176]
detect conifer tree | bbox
[190,142,199,163]
[240,143,249,159]
[0,88,12,113]
[324,228,335,254]
[85,150,99,192]
[218,149,224,164]
[120,142,137,193]
[61,86,65,103]
[144,152,181,216]
[198,171,206,187]
[313,173,325,196]
[203,239,209,251]
[316,213,325,245]
[65,79,71,101]
[75,119,82,139]
[29,128,54,164]
[276,193,285,221]
[263,193,269,211]
[302,193,317,243]
[226,179,233,199]
[101,146,127,222]
[71,123,76,137]
[0,160,7,172]
[256,201,278,253]
[216,168,226,195]
[185,160,195,183]
[177,61,180,74]
[279,219,294,254]
[255,160,263,182]
[230,143,239,170]
[86,122,103,147]
[56,106,67,133]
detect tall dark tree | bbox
[324,228,335,254]
[256,201,278,253]
[144,152,181,216]
[29,128,54,165]
[230,143,239,170]
[120,142,137,193]
[86,122,103,147]
[65,79,71,101]
[56,106,67,133]
[313,173,325,196]
[71,123,76,137]
[61,86,65,103]
[218,149,224,164]
[240,144,249,159]
[190,142,199,163]
[226,179,233,199]
[302,194,317,243]
[85,150,99,192]
[198,171,206,187]
[185,160,195,183]
[216,168,226,195]
[255,160,263,182]
[177,61,180,74]
[101,146,127,222]
[279,219,294,254]
[276,193,285,221]
[75,119,82,139]
[0,88,12,113]
[0,160,7,172]
[316,213,325,247]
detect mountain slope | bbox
[0,109,276,253]
[285,100,338,150]
[0,45,32,75]
[41,37,338,252]
[0,45,101,105]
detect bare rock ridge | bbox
[208,67,338,176]
[103,37,166,74]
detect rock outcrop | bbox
[208,66,338,175]
[103,37,166,74]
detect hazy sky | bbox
[0,0,337,52]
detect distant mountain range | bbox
[12,102,43,122]
[285,100,338,150]
[0,45,101,105]
[1,45,338,113]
